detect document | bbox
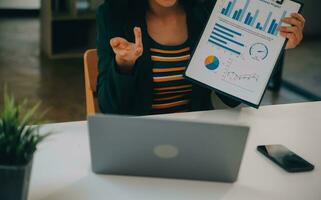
[185,0,302,107]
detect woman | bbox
[96,0,305,115]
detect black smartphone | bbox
[257,144,314,172]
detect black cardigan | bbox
[96,1,242,115]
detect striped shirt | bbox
[149,37,193,114]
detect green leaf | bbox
[0,86,52,166]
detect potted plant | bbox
[0,89,51,200]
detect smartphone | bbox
[257,144,314,172]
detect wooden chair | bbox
[84,49,99,115]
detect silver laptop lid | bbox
[88,114,249,182]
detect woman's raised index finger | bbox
[134,27,143,47]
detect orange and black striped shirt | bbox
[149,38,193,114]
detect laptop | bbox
[88,114,249,182]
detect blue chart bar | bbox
[250,10,259,26]
[239,0,250,22]
[232,10,238,19]
[220,0,249,21]
[244,13,251,25]
[208,40,241,55]
[271,22,278,35]
[248,17,253,25]
[263,11,272,31]
[268,19,276,34]
[256,22,262,30]
[227,0,236,17]
[208,23,244,55]
[216,23,242,36]
[220,0,286,36]
[212,32,244,46]
[225,2,232,15]
[279,11,287,25]
[236,9,242,20]
[221,0,237,17]
[224,2,232,15]
[214,27,234,37]
[209,35,227,44]
[274,11,287,35]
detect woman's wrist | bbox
[115,56,136,73]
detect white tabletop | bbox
[29,102,321,200]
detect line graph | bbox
[223,71,259,82]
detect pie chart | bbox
[204,55,220,70]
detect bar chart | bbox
[221,0,287,36]
[186,0,302,106]
[208,23,244,55]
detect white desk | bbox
[29,102,321,200]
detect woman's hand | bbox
[278,13,305,50]
[110,27,144,72]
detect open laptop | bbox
[88,114,249,182]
